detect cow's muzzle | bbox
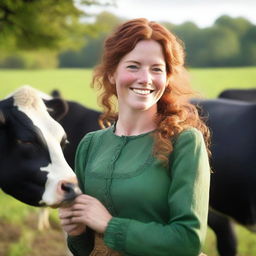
[60,181,82,206]
[50,179,82,208]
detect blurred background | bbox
[0,0,256,255]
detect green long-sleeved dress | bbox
[67,126,210,256]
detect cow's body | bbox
[49,90,101,168]
[0,86,81,207]
[219,88,256,102]
[193,98,256,256]
[57,100,101,168]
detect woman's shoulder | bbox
[178,127,203,137]
[173,127,204,145]
[81,127,111,141]
[169,127,209,170]
[77,127,111,150]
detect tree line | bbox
[59,13,256,68]
[1,4,256,68]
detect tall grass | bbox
[0,67,256,256]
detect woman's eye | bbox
[152,67,163,72]
[127,65,138,70]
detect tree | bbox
[0,0,114,51]
[215,15,252,38]
[59,34,105,68]
[58,11,124,68]
[241,26,256,65]
[192,26,240,67]
[172,22,201,66]
[94,10,124,32]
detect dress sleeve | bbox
[66,132,95,256]
[103,128,210,256]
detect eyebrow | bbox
[125,60,165,66]
[125,60,140,64]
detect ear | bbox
[166,75,171,87]
[50,89,61,98]
[108,74,115,85]
[0,110,6,126]
[44,98,69,121]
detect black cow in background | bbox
[192,98,256,256]
[50,90,101,168]
[219,88,256,102]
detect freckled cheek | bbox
[118,73,137,87]
[154,77,167,91]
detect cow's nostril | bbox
[61,182,74,193]
[59,181,81,206]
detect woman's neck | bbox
[115,107,157,136]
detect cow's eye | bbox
[61,139,69,149]
[17,139,33,145]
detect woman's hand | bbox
[70,194,112,233]
[59,194,112,234]
[59,206,86,236]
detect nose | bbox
[61,182,76,193]
[59,179,82,204]
[138,69,152,85]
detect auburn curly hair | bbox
[92,18,210,164]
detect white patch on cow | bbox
[12,86,78,206]
[6,85,53,101]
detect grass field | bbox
[1,67,256,108]
[0,67,256,256]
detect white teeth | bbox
[132,89,152,95]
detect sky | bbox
[86,0,256,28]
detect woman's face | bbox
[110,40,167,114]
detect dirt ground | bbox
[0,219,21,256]
[0,213,69,256]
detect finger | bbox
[62,223,77,229]
[59,211,73,219]
[64,224,79,233]
[74,194,95,204]
[72,203,87,211]
[59,206,72,213]
[60,218,73,225]
[59,207,71,215]
[69,216,86,224]
[71,209,86,217]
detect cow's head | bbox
[0,86,81,207]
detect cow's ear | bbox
[44,98,69,121]
[50,89,61,98]
[0,110,5,126]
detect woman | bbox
[59,18,211,256]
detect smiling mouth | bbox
[130,88,154,95]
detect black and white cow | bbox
[193,98,256,256]
[0,86,81,207]
[218,88,256,102]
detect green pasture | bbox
[1,67,256,109]
[0,67,256,256]
[0,69,99,110]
